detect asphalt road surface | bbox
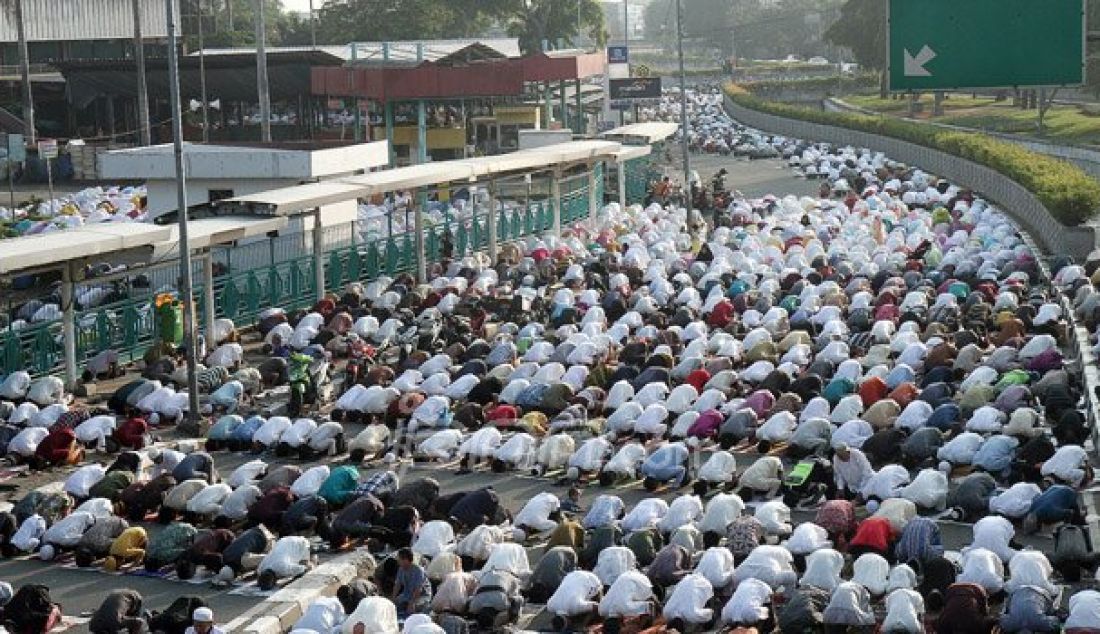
[0,154,1080,632]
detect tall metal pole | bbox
[255,0,272,142]
[226,0,233,31]
[676,0,691,216]
[133,0,151,145]
[622,0,628,47]
[577,0,583,46]
[197,0,210,143]
[309,0,316,48]
[166,0,201,426]
[621,0,629,125]
[14,0,36,144]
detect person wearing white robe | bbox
[594,546,636,587]
[861,465,911,502]
[583,495,625,529]
[699,493,745,544]
[722,578,773,625]
[1004,551,1058,597]
[739,456,784,497]
[1066,590,1100,630]
[697,450,738,491]
[546,570,602,622]
[967,515,1018,563]
[602,442,647,481]
[990,482,1042,519]
[293,597,345,633]
[882,588,925,634]
[64,464,106,499]
[622,498,669,533]
[568,436,612,476]
[1040,445,1090,488]
[417,429,463,461]
[694,547,735,592]
[455,524,505,565]
[513,492,560,533]
[755,500,792,537]
[733,545,798,591]
[823,582,876,627]
[658,494,703,535]
[832,444,873,497]
[800,549,844,592]
[290,465,330,498]
[852,553,890,596]
[784,522,831,556]
[959,547,1005,595]
[493,433,537,471]
[412,521,456,559]
[887,564,918,592]
[662,574,715,627]
[899,468,948,512]
[599,570,656,619]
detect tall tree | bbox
[314,0,489,43]
[480,0,606,54]
[824,0,886,70]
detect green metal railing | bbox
[3,167,610,378]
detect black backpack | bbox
[148,596,207,634]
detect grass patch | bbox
[844,95,1100,146]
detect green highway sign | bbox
[888,0,1085,91]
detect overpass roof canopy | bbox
[601,122,681,145]
[223,140,622,216]
[0,217,292,277]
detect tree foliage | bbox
[488,0,607,54]
[644,0,843,61]
[824,0,887,70]
[180,0,311,49]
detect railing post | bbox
[487,179,498,264]
[551,167,562,237]
[588,162,600,226]
[203,253,216,346]
[61,262,77,389]
[618,158,628,206]
[415,188,427,282]
[313,209,325,301]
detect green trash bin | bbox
[156,295,183,345]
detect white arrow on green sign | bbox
[888,0,1085,91]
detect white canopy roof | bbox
[0,223,173,275]
[225,140,623,216]
[601,122,680,145]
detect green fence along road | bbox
[888,0,1085,91]
[2,165,633,378]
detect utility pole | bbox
[309,0,316,48]
[676,0,691,217]
[197,0,210,142]
[622,0,629,125]
[14,0,35,144]
[133,0,151,145]
[226,0,233,31]
[255,0,271,142]
[577,0,582,47]
[165,0,201,427]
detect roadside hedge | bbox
[724,83,1100,226]
[741,74,879,93]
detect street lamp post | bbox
[197,0,210,143]
[255,0,272,142]
[676,0,691,217]
[165,0,201,426]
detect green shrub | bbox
[723,83,1100,226]
[741,74,879,93]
